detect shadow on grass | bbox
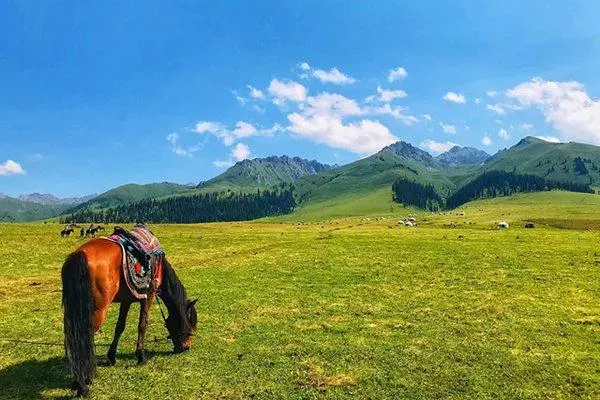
[0,356,71,399]
[0,350,174,399]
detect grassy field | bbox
[0,192,599,399]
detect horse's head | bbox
[165,298,198,353]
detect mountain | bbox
[481,136,600,188]
[436,146,490,166]
[0,196,72,222]
[382,141,440,168]
[199,156,333,189]
[18,192,96,205]
[68,182,191,211]
[292,141,456,209]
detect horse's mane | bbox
[158,256,195,330]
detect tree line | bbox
[61,187,295,224]
[392,170,594,211]
[391,178,444,211]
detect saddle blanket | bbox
[104,224,164,299]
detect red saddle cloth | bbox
[105,225,163,299]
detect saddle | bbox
[106,224,164,299]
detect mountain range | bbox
[2,136,599,222]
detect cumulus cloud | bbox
[443,92,466,104]
[482,135,492,146]
[388,67,407,82]
[0,160,25,176]
[213,143,251,168]
[535,135,561,143]
[312,67,356,84]
[439,122,457,134]
[498,128,510,140]
[299,62,310,71]
[247,85,265,99]
[486,91,499,98]
[195,120,280,146]
[420,140,458,154]
[166,133,202,157]
[268,79,308,106]
[486,103,506,115]
[474,98,482,105]
[232,143,251,161]
[366,86,407,103]
[368,104,418,125]
[506,77,600,144]
[288,114,397,154]
[422,114,433,121]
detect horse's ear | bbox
[188,299,198,307]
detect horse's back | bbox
[75,238,123,310]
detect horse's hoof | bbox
[136,350,147,365]
[76,387,90,398]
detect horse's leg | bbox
[135,296,152,365]
[107,301,131,366]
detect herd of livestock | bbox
[60,223,105,238]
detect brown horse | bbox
[61,237,198,397]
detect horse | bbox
[61,227,74,237]
[61,236,198,397]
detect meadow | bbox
[0,191,599,399]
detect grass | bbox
[0,192,599,399]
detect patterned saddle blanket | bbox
[106,224,164,299]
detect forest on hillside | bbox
[393,171,594,211]
[61,187,295,223]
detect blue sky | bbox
[1,1,600,197]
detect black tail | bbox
[61,251,94,395]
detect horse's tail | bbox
[61,251,94,395]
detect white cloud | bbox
[486,91,499,98]
[268,79,308,105]
[213,160,234,168]
[231,121,257,139]
[366,86,407,103]
[232,143,251,161]
[482,135,492,146]
[486,103,506,115]
[167,133,202,157]
[443,92,466,104]
[368,103,418,125]
[420,140,459,154]
[388,67,407,82]
[498,128,510,140]
[288,113,397,155]
[26,153,43,162]
[474,98,482,105]
[439,122,457,134]
[195,121,226,134]
[0,160,25,176]
[507,77,600,144]
[520,123,533,131]
[303,92,363,118]
[312,67,356,84]
[422,114,433,121]
[535,136,561,143]
[299,62,310,71]
[213,143,251,168]
[247,85,265,100]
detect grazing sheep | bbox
[498,221,509,229]
[405,221,414,227]
[524,222,535,228]
[408,217,416,222]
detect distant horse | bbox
[61,236,198,397]
[85,225,101,237]
[61,227,74,237]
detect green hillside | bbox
[293,142,456,206]
[0,196,71,222]
[481,137,600,188]
[69,182,191,211]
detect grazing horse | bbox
[61,237,198,397]
[61,227,74,237]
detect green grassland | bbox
[0,192,599,399]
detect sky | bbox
[1,1,600,197]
